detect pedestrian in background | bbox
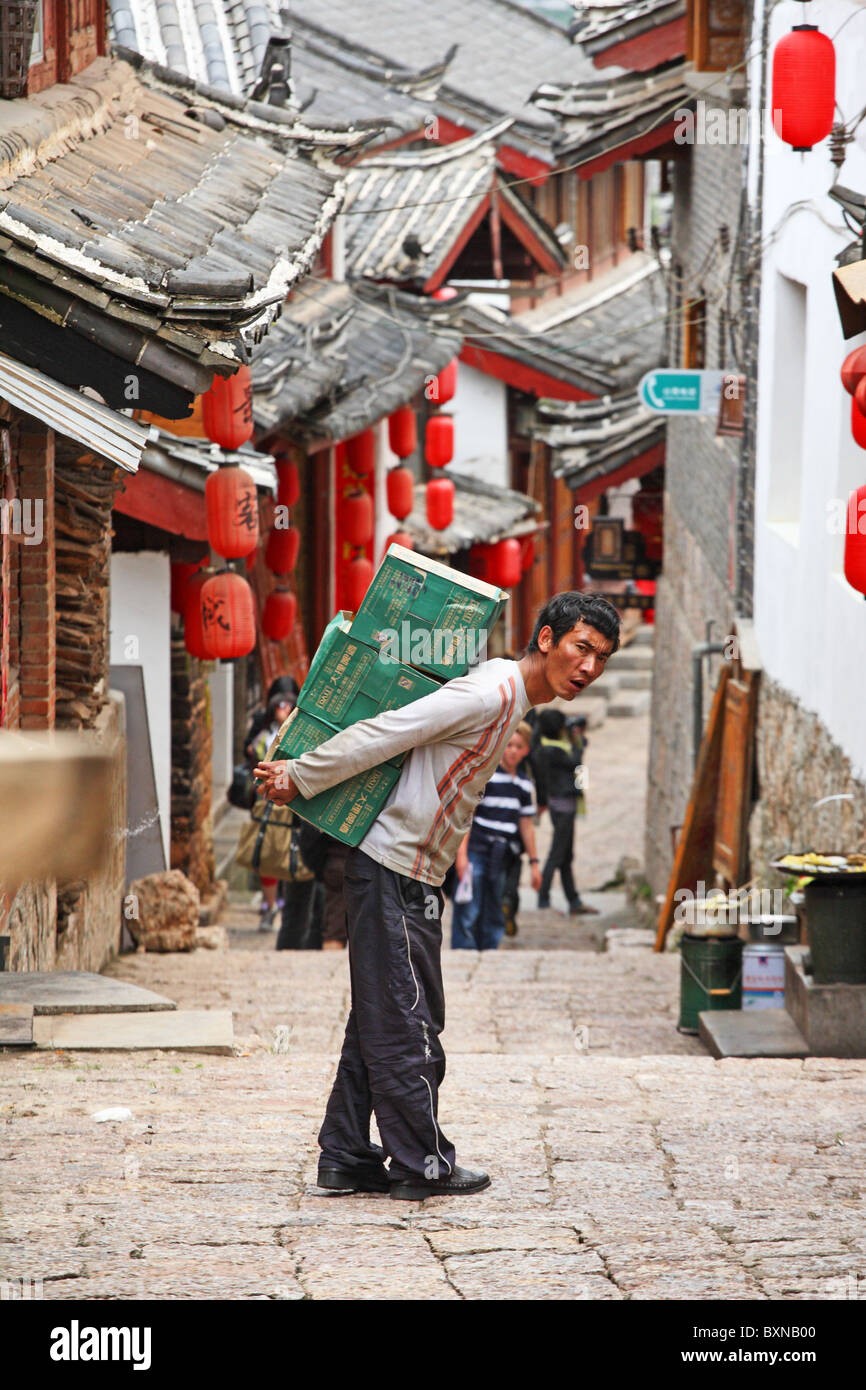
[452,723,541,951]
[250,690,295,930]
[533,708,597,916]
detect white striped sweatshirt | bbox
[283,658,531,886]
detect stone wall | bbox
[645,135,746,895]
[749,675,866,884]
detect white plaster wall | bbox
[109,552,171,863]
[208,665,234,796]
[448,361,509,489]
[752,0,866,778]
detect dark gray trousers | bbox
[317,847,456,1181]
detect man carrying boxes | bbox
[255,549,620,1201]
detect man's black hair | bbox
[527,591,621,655]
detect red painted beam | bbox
[591,18,687,71]
[460,342,595,401]
[575,119,682,180]
[572,440,666,506]
[433,115,551,185]
[114,467,208,541]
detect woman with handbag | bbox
[244,693,295,930]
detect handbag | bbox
[234,800,314,881]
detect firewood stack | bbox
[53,447,121,730]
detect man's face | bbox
[536,621,614,699]
[501,733,529,774]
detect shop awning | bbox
[535,389,665,494]
[0,352,155,473]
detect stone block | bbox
[126,869,200,952]
[786,946,866,1057]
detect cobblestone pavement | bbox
[3,931,866,1301]
[4,709,866,1301]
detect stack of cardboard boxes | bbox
[275,545,506,846]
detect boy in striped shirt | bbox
[452,722,541,951]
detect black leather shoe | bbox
[389,1165,491,1201]
[316,1165,390,1194]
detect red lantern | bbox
[171,558,205,615]
[841,347,866,395]
[468,543,490,582]
[380,531,414,562]
[844,486,866,595]
[388,407,417,459]
[346,429,375,476]
[852,398,866,450]
[245,549,257,573]
[202,365,253,450]
[275,455,300,509]
[387,466,414,520]
[265,523,300,574]
[635,578,656,625]
[200,570,256,660]
[183,569,215,659]
[262,587,298,641]
[346,554,374,612]
[491,538,522,589]
[205,465,259,558]
[434,359,458,406]
[425,414,454,468]
[432,286,458,301]
[341,489,374,548]
[426,476,454,531]
[771,27,835,152]
[520,535,535,573]
[854,375,866,418]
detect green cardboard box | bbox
[298,610,441,729]
[350,544,506,681]
[273,707,401,847]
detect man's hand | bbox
[530,862,542,893]
[253,760,299,806]
[455,846,469,882]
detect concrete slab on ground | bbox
[31,1008,234,1054]
[0,971,176,1014]
[698,1007,810,1059]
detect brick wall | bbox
[17,419,55,729]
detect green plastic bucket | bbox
[804,878,866,984]
[678,933,743,1034]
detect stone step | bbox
[607,645,654,671]
[617,671,652,691]
[628,626,655,647]
[607,690,651,717]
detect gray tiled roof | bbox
[285,0,595,159]
[0,57,349,395]
[403,469,541,557]
[460,256,666,394]
[341,124,566,285]
[251,278,462,442]
[532,57,690,162]
[534,387,665,486]
[110,0,446,140]
[570,0,685,53]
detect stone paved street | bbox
[3,707,866,1301]
[3,910,866,1300]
